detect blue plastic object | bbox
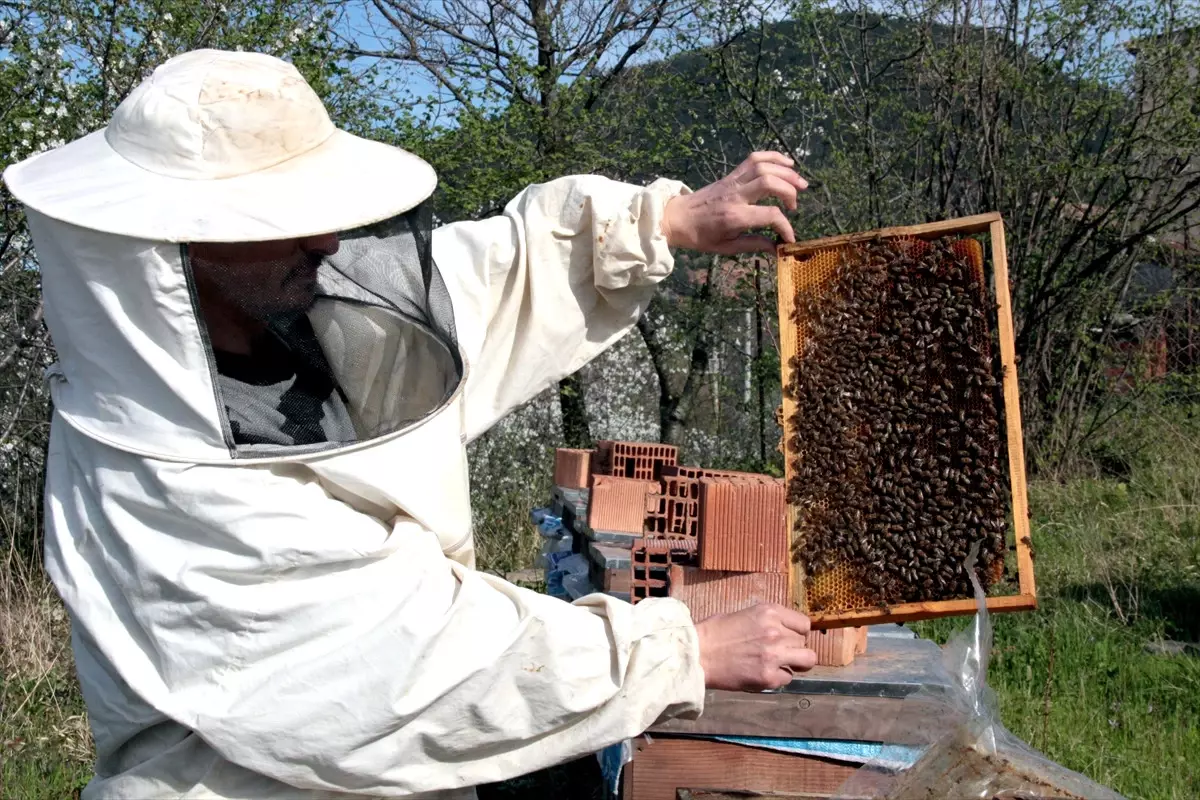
[712,735,924,770]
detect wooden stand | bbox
[624,738,858,799]
[621,633,961,799]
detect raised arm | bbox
[434,153,807,441]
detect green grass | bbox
[4,405,1200,798]
[1,572,92,799]
[912,402,1200,799]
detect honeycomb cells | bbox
[784,236,1011,611]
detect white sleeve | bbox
[433,174,691,441]
[48,438,706,796]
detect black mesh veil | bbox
[182,203,462,457]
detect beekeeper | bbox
[3,49,817,799]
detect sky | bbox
[331,0,704,126]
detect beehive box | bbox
[776,212,1036,627]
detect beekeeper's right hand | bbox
[696,603,817,690]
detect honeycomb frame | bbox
[776,212,1037,628]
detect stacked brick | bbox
[552,442,867,667]
[631,539,697,602]
[588,476,661,535]
[644,491,669,536]
[697,477,787,573]
[661,467,699,540]
[660,466,774,542]
[553,448,591,490]
[805,627,869,667]
[667,565,788,619]
[594,440,679,481]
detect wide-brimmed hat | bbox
[2,49,437,243]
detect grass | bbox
[912,401,1200,799]
[3,404,1200,798]
[0,550,92,799]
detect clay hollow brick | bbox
[553,448,592,489]
[661,465,705,480]
[667,565,788,620]
[644,493,670,535]
[590,559,632,594]
[602,440,679,482]
[588,475,660,534]
[806,627,864,667]
[590,440,618,482]
[662,464,775,483]
[697,477,788,573]
[663,475,699,499]
[666,497,699,539]
[630,539,697,604]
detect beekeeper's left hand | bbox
[661,151,807,255]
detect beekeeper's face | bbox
[190,233,341,318]
[177,206,463,454]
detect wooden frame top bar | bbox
[778,212,1003,259]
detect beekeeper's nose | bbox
[300,232,340,256]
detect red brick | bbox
[855,625,869,655]
[644,493,670,536]
[662,464,705,480]
[591,441,614,479]
[589,476,660,534]
[702,468,775,482]
[605,440,679,481]
[553,448,592,489]
[666,497,699,539]
[697,477,787,572]
[807,627,860,667]
[630,539,697,604]
[667,565,788,620]
[663,475,698,499]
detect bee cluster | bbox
[785,236,1010,608]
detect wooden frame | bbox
[775,212,1036,627]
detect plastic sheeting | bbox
[833,543,1125,800]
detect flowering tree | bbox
[677,0,1200,467]
[0,0,384,561]
[344,0,709,448]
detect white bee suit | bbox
[5,49,705,799]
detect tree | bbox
[344,0,705,446]
[0,0,383,560]
[683,0,1200,466]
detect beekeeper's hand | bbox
[661,151,807,255]
[695,602,817,691]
